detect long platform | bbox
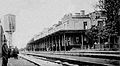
[0,57,37,66]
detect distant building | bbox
[34,10,91,41]
[27,10,106,51]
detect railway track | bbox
[19,54,79,66]
[19,53,116,66]
[27,54,79,66]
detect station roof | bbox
[29,29,86,44]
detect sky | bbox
[0,0,99,49]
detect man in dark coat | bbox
[2,39,9,66]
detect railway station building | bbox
[27,10,106,51]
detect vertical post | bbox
[34,44,36,51]
[33,44,35,51]
[42,43,43,51]
[40,43,41,51]
[32,45,34,51]
[47,38,48,51]
[64,33,66,51]
[71,35,73,48]
[52,36,53,51]
[59,35,61,51]
[81,34,84,49]
[42,40,43,51]
[48,37,49,51]
[44,37,47,51]
[42,41,44,51]
[55,36,57,51]
[43,39,46,51]
[62,35,64,51]
[38,43,39,51]
[50,37,51,51]
[44,39,45,51]
[45,38,47,51]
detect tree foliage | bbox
[86,0,120,50]
[99,0,120,50]
[86,25,98,42]
[86,25,107,43]
[99,0,120,36]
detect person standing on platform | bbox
[2,39,9,66]
[13,46,19,59]
[8,47,12,58]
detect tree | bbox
[86,24,108,48]
[98,0,120,50]
[85,25,99,48]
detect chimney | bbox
[81,10,85,16]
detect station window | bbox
[83,22,87,29]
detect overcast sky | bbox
[0,0,98,49]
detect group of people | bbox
[2,39,19,66]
